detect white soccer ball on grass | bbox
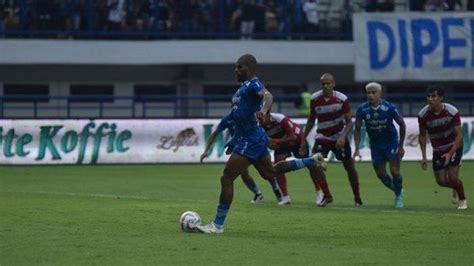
[179,211,202,232]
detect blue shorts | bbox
[370,143,399,167]
[232,128,269,162]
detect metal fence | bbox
[1,93,473,118]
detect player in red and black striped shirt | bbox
[259,112,332,205]
[418,86,467,209]
[300,73,363,207]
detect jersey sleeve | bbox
[248,81,265,95]
[390,103,401,120]
[417,114,425,129]
[341,99,351,114]
[216,114,231,133]
[452,112,461,127]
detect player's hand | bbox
[299,142,307,155]
[255,111,265,121]
[398,147,405,159]
[336,137,345,150]
[200,152,207,163]
[420,158,428,170]
[441,152,452,167]
[268,139,279,150]
[352,149,360,160]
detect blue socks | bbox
[381,174,395,192]
[245,179,261,195]
[267,177,280,191]
[393,175,403,196]
[380,174,403,196]
[213,203,230,227]
[289,157,314,170]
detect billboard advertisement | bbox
[353,12,474,81]
[0,118,473,165]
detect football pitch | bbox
[1,161,473,265]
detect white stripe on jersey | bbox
[426,116,452,128]
[433,141,455,151]
[317,116,344,130]
[316,103,343,114]
[429,127,454,139]
[316,132,343,142]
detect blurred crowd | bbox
[1,0,473,39]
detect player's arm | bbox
[353,120,362,159]
[442,125,463,166]
[300,106,316,155]
[201,130,218,163]
[418,119,428,170]
[395,116,406,159]
[337,109,353,150]
[256,89,273,119]
[201,116,228,163]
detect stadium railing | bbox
[1,93,473,119]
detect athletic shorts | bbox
[370,143,399,167]
[233,128,269,162]
[274,141,308,159]
[312,139,351,161]
[432,147,463,171]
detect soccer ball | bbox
[179,211,201,232]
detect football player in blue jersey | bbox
[200,113,284,203]
[353,82,406,208]
[196,54,326,233]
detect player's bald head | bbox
[237,54,257,72]
[320,73,334,82]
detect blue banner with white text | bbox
[353,12,474,81]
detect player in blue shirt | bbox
[353,82,406,208]
[196,54,326,233]
[200,113,283,203]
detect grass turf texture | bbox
[1,162,473,265]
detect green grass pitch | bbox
[1,161,473,265]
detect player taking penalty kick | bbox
[195,54,326,234]
[353,82,406,208]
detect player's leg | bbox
[307,165,333,206]
[301,141,330,205]
[388,158,404,208]
[371,147,395,192]
[197,153,251,233]
[336,142,362,207]
[447,165,467,209]
[274,152,291,205]
[240,169,263,203]
[388,161,402,194]
[445,149,467,209]
[251,154,282,202]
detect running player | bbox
[353,82,406,208]
[418,85,467,210]
[300,73,363,207]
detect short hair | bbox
[365,82,382,92]
[238,54,257,73]
[426,85,444,97]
